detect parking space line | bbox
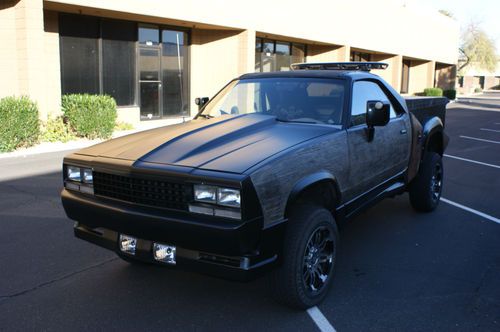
[480,128,500,133]
[441,198,500,224]
[459,135,500,144]
[443,154,500,169]
[307,306,336,332]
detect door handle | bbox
[400,129,407,134]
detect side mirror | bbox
[365,100,390,141]
[195,97,209,109]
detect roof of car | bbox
[239,70,377,81]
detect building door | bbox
[138,25,189,120]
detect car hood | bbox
[76,114,338,174]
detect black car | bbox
[61,62,448,308]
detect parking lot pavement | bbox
[0,100,499,331]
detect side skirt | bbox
[335,173,407,224]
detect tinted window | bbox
[102,19,136,106]
[59,15,100,94]
[351,81,396,126]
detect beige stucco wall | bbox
[44,0,459,65]
[407,60,435,95]
[190,29,256,115]
[0,1,19,98]
[0,1,60,120]
[306,45,350,63]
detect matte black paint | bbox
[61,69,447,280]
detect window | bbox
[60,14,137,106]
[255,38,305,72]
[102,20,136,106]
[203,78,345,125]
[59,15,100,94]
[351,81,396,127]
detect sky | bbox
[399,0,500,52]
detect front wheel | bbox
[270,205,338,309]
[409,152,443,212]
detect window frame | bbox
[348,79,405,128]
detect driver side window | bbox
[351,81,396,127]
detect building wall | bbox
[190,29,256,114]
[407,60,435,95]
[0,1,19,98]
[44,0,459,64]
[0,0,460,124]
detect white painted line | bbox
[480,128,500,133]
[307,306,336,332]
[443,154,500,169]
[441,197,500,225]
[460,135,500,145]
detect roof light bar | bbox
[290,62,389,72]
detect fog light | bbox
[153,243,176,264]
[119,234,137,255]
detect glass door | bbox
[138,25,189,119]
[139,26,161,119]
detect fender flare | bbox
[285,171,341,217]
[422,116,444,156]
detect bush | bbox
[474,87,483,93]
[443,89,457,100]
[423,88,443,96]
[114,121,134,131]
[62,94,117,139]
[0,96,40,152]
[41,116,77,143]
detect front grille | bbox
[93,172,191,211]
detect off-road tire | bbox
[409,152,443,212]
[271,205,339,309]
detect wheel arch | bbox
[284,171,341,219]
[422,117,444,157]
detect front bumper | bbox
[62,189,284,281]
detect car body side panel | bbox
[249,131,349,226]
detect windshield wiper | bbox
[197,114,214,119]
[275,118,317,124]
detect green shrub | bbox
[62,94,117,139]
[474,87,483,93]
[492,85,500,90]
[0,96,40,152]
[423,88,443,96]
[41,116,77,143]
[443,89,457,100]
[114,121,134,131]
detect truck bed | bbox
[404,97,448,126]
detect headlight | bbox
[64,165,94,195]
[83,168,93,184]
[194,185,217,203]
[67,166,82,182]
[217,188,240,207]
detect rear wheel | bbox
[271,205,338,309]
[409,152,443,212]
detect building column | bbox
[15,0,53,119]
[392,55,403,93]
[237,29,256,75]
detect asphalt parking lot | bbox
[0,97,499,331]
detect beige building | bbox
[0,0,459,125]
[457,60,500,94]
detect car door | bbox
[345,80,410,201]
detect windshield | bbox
[201,78,345,125]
